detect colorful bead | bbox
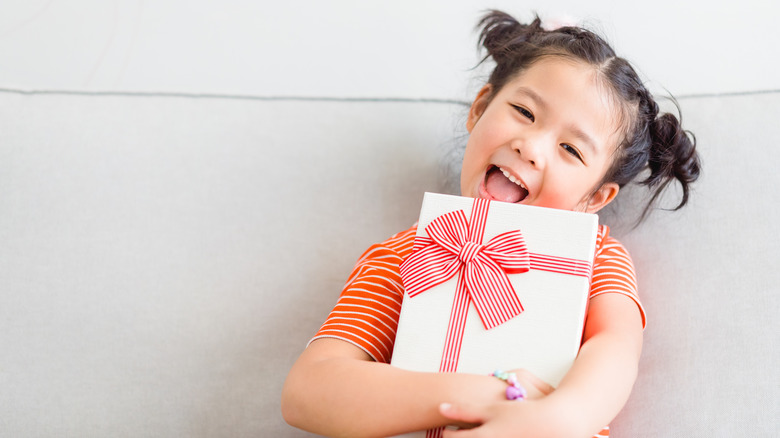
[506,384,527,400]
[491,369,526,401]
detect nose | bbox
[512,131,552,168]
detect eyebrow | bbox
[512,86,598,156]
[513,87,547,111]
[567,125,597,156]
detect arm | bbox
[440,292,643,437]
[542,292,644,433]
[282,226,528,436]
[281,338,510,437]
[545,234,645,433]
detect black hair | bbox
[476,10,701,221]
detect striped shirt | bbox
[312,224,644,437]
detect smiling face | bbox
[460,57,623,214]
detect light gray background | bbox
[1,0,777,98]
[2,1,778,437]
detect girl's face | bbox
[461,57,621,214]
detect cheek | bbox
[460,138,484,175]
[460,142,487,194]
[535,192,579,210]
[471,122,504,149]
[537,176,592,211]
[460,116,506,190]
[462,125,500,167]
[459,149,479,191]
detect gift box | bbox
[391,192,598,410]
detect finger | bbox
[511,369,554,397]
[441,421,486,438]
[438,402,485,425]
[442,425,481,438]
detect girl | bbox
[282,10,700,438]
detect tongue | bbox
[485,168,527,203]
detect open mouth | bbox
[484,166,529,203]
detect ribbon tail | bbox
[465,256,524,330]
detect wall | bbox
[1,0,778,99]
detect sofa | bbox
[1,87,778,436]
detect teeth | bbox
[499,167,527,189]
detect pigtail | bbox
[477,10,543,64]
[476,11,547,94]
[636,97,700,220]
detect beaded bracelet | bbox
[492,370,527,401]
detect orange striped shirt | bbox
[312,224,643,437]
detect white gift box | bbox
[391,192,598,389]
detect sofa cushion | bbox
[0,89,777,436]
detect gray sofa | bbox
[1,89,778,436]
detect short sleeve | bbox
[590,226,646,328]
[310,226,417,363]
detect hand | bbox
[503,368,554,400]
[438,370,561,438]
[439,398,572,438]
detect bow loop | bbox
[400,202,526,329]
[483,230,531,274]
[426,210,469,255]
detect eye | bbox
[561,144,584,162]
[511,105,534,122]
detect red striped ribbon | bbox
[400,199,593,437]
[400,198,529,330]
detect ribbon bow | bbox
[400,208,528,330]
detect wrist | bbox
[434,371,507,410]
[537,393,589,436]
[491,370,528,401]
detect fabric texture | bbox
[4,91,778,437]
[312,223,640,437]
[313,223,644,363]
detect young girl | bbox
[282,10,700,438]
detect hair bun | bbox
[477,10,543,64]
[643,112,701,210]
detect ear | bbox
[582,182,619,214]
[466,84,493,133]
